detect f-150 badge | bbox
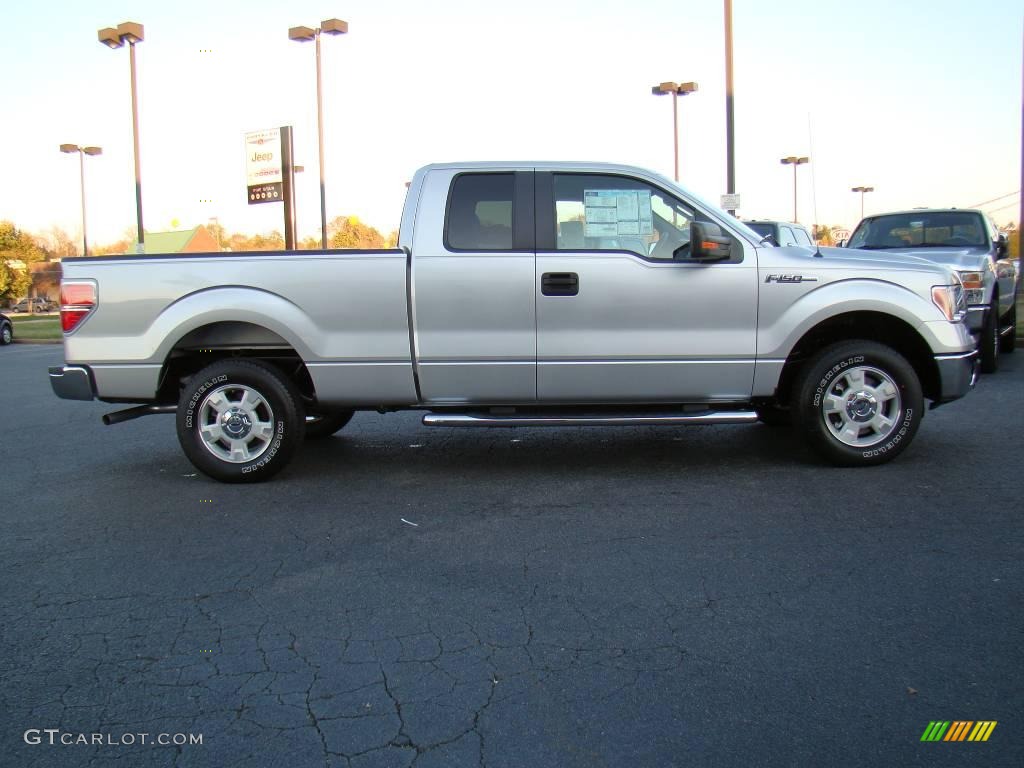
[764,274,818,283]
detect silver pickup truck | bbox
[843,208,1018,373]
[50,162,978,482]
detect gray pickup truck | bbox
[50,162,977,482]
[843,208,1018,373]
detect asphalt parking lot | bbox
[2,344,1021,767]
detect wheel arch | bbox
[773,311,940,404]
[155,319,316,406]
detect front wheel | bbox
[0,323,11,345]
[791,341,923,467]
[176,360,305,483]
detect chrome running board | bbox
[422,411,759,428]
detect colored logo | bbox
[920,721,997,742]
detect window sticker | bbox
[584,190,654,237]
[584,222,620,237]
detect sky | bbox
[0,0,1021,250]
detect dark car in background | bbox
[11,297,55,313]
[1,312,12,345]
[744,220,814,247]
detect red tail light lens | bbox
[60,281,97,333]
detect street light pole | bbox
[651,81,698,182]
[780,156,809,222]
[851,186,875,219]
[724,0,736,214]
[289,19,348,249]
[98,22,145,254]
[60,144,103,256]
[128,38,143,253]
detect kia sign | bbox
[245,129,283,204]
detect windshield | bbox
[745,222,774,237]
[848,212,988,250]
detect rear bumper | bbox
[49,365,95,401]
[932,350,978,404]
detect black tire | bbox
[304,410,354,439]
[999,303,1016,354]
[755,402,791,427]
[0,322,11,345]
[176,360,305,483]
[979,299,1000,373]
[791,340,923,467]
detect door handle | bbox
[541,272,579,296]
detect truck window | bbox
[794,227,813,246]
[445,174,515,251]
[778,226,798,246]
[552,174,694,260]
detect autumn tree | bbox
[1004,222,1019,259]
[223,231,286,251]
[0,221,43,303]
[39,226,80,259]
[811,225,837,246]
[328,216,386,249]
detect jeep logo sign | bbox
[245,128,284,205]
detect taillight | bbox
[60,280,97,333]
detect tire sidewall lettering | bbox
[241,421,285,474]
[861,407,914,458]
[812,355,864,408]
[184,374,228,429]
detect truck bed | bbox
[60,249,417,405]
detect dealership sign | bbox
[245,129,283,204]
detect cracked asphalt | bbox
[2,344,1021,767]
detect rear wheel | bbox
[979,299,1000,373]
[0,322,11,345]
[176,360,305,483]
[304,410,354,439]
[792,341,923,466]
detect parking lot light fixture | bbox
[60,144,103,256]
[651,81,698,182]
[98,21,145,253]
[289,18,349,249]
[851,186,875,219]
[780,156,809,222]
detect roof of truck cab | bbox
[860,208,986,218]
[419,161,669,175]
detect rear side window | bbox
[446,174,514,251]
[778,226,798,246]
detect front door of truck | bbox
[535,172,758,403]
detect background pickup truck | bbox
[842,208,1019,373]
[50,162,978,482]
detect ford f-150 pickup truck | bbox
[50,162,978,482]
[843,208,1018,373]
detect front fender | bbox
[759,279,963,359]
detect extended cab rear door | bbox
[410,169,537,403]
[534,171,758,402]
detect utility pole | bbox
[724,0,736,214]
